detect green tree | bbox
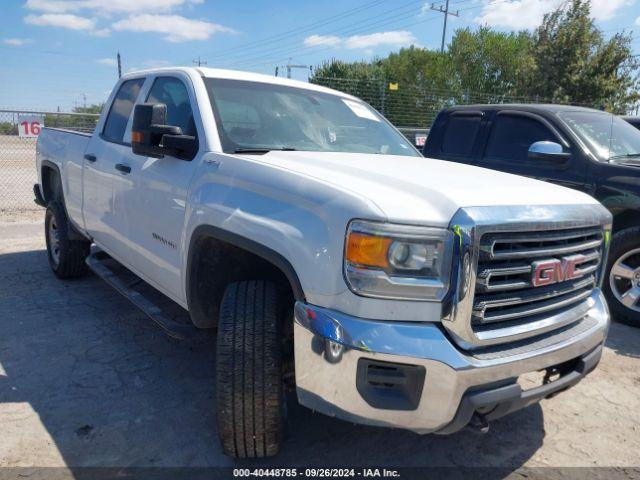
[44,103,103,132]
[311,0,639,124]
[526,0,639,111]
[72,103,104,115]
[311,58,386,111]
[380,47,456,126]
[312,48,459,126]
[311,36,531,126]
[0,122,18,135]
[448,27,533,101]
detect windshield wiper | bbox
[609,153,640,160]
[234,147,297,154]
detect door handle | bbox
[84,154,97,163]
[115,163,131,174]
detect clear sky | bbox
[1,0,639,111]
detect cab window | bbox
[146,77,197,137]
[484,114,556,162]
[102,78,145,143]
[441,114,482,156]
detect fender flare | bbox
[40,159,62,202]
[40,159,88,242]
[186,224,306,310]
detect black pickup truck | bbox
[424,104,640,326]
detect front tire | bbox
[45,201,90,279]
[604,227,640,327]
[215,280,284,458]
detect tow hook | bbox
[468,413,490,434]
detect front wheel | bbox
[45,201,90,279]
[215,280,284,458]
[604,227,640,327]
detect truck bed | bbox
[36,127,92,228]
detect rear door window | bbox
[484,114,556,162]
[441,114,482,156]
[102,78,145,143]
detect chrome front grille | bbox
[442,205,612,351]
[473,226,604,328]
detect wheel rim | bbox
[609,247,640,313]
[48,215,61,267]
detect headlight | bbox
[344,220,454,301]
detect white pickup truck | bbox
[35,67,612,458]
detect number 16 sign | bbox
[18,115,45,138]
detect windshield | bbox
[204,78,419,156]
[558,110,640,161]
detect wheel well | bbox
[41,164,62,203]
[612,210,640,233]
[187,232,301,329]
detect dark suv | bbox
[424,104,640,326]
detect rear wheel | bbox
[605,227,640,327]
[215,280,284,458]
[45,201,90,279]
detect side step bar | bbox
[86,250,205,340]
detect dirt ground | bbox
[0,217,639,476]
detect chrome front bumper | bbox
[293,289,609,434]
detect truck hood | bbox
[247,151,600,226]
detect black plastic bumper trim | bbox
[436,344,603,435]
[356,359,426,411]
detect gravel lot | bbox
[0,218,639,476]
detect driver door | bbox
[122,74,202,303]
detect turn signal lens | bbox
[346,232,392,268]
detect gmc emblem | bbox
[531,254,588,287]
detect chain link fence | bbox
[0,110,99,215]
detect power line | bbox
[226,0,498,70]
[189,0,390,64]
[228,0,485,70]
[202,0,427,66]
[231,0,507,68]
[225,0,449,69]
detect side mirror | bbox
[528,141,571,162]
[132,103,197,161]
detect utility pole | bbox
[117,52,122,78]
[275,58,310,79]
[430,0,459,53]
[193,56,207,67]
